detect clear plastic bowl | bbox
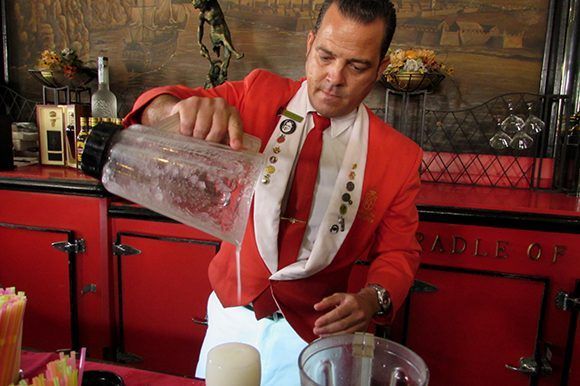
[299,333,429,386]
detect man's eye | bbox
[351,64,364,72]
[320,55,331,62]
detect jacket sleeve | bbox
[122,70,264,126]
[366,147,423,322]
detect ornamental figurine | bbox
[192,0,244,88]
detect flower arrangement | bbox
[36,48,87,78]
[382,48,453,92]
[29,48,96,89]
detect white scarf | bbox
[253,81,369,280]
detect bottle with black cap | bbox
[80,120,265,245]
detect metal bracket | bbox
[192,316,208,326]
[81,283,97,295]
[51,239,86,254]
[113,243,141,256]
[555,291,580,312]
[505,355,552,376]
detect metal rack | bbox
[0,85,37,121]
[42,85,91,105]
[381,91,569,189]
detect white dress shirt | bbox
[283,99,358,262]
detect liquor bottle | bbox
[91,57,118,118]
[76,117,90,166]
[89,117,100,129]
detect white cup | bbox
[206,342,261,386]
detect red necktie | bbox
[251,113,331,319]
[278,112,331,269]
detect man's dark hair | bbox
[313,0,396,60]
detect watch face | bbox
[369,284,390,315]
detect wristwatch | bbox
[368,284,392,316]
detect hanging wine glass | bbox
[523,102,545,135]
[509,130,534,150]
[500,100,525,135]
[489,117,512,150]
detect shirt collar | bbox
[305,97,358,139]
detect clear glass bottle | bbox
[80,120,265,245]
[91,57,118,118]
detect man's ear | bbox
[376,56,390,80]
[306,31,315,56]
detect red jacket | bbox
[125,69,422,342]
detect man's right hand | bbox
[141,94,245,150]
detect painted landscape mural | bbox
[6,0,550,116]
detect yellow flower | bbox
[383,47,452,77]
[405,49,418,59]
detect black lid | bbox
[80,121,122,179]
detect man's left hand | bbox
[312,287,380,337]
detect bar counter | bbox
[2,165,579,386]
[21,351,204,385]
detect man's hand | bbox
[171,96,244,150]
[141,94,244,150]
[312,287,380,337]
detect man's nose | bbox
[326,62,346,85]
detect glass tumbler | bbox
[206,342,261,386]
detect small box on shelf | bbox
[36,104,89,168]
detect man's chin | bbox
[311,99,345,118]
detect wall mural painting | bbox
[6,0,550,117]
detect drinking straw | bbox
[10,351,82,386]
[77,347,86,386]
[7,294,26,384]
[1,290,82,386]
[1,288,26,386]
[0,302,10,384]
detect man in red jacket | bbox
[125,0,422,384]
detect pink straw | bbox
[77,347,86,386]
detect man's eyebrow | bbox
[316,46,372,67]
[316,46,334,57]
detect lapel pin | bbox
[279,119,297,135]
[281,109,304,123]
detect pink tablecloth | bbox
[21,351,205,386]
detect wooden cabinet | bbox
[390,203,580,386]
[108,215,219,376]
[0,176,111,358]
